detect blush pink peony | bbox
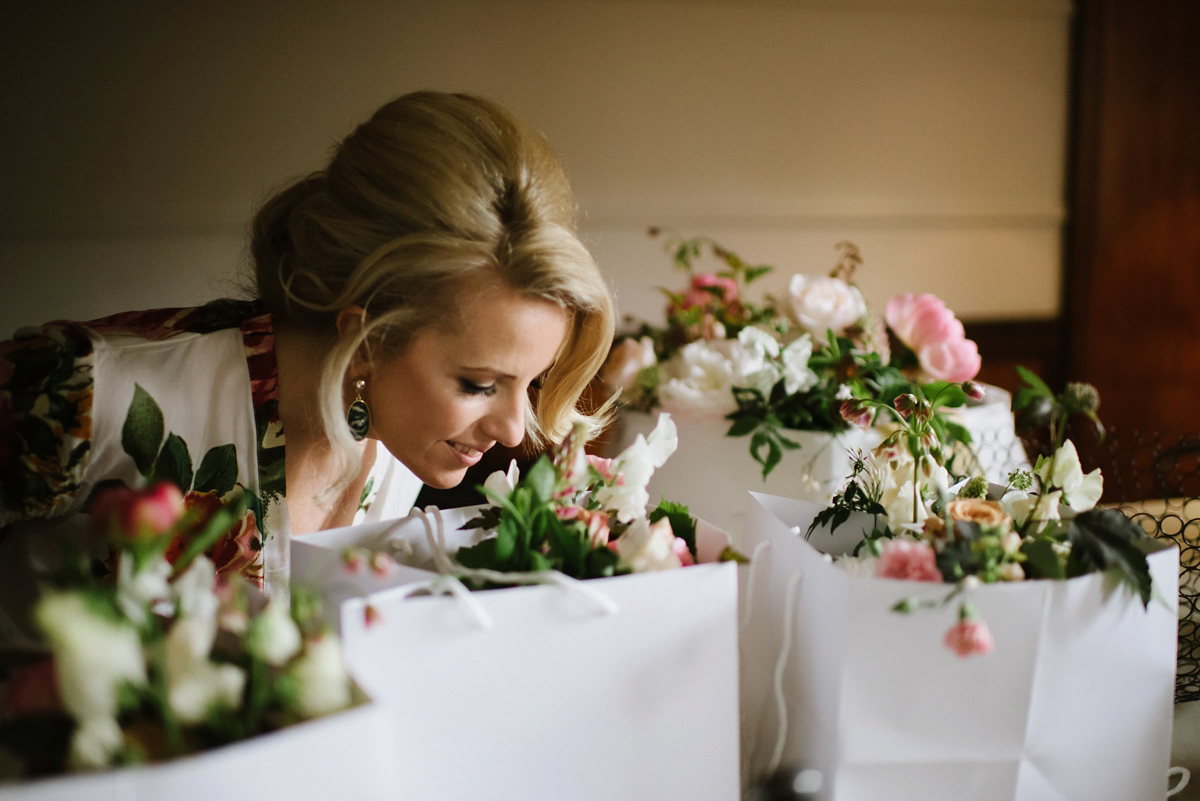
[874,539,942,582]
[919,338,982,383]
[943,619,995,657]
[885,292,981,382]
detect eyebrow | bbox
[460,366,518,381]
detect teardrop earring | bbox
[347,378,370,441]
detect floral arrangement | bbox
[603,230,984,477]
[433,413,743,586]
[0,482,354,778]
[812,379,1152,657]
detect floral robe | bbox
[0,300,423,595]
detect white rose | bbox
[658,340,738,417]
[288,635,352,719]
[603,336,657,394]
[246,599,302,667]
[116,552,172,625]
[614,518,682,572]
[36,592,146,724]
[787,274,867,343]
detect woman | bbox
[0,91,615,601]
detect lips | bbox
[447,440,489,466]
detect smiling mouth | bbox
[448,441,489,459]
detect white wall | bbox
[0,0,1072,334]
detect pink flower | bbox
[364,604,382,628]
[369,551,398,578]
[840,399,873,429]
[885,293,980,382]
[671,537,695,567]
[963,381,986,401]
[92,481,184,541]
[874,539,942,582]
[944,619,995,657]
[342,547,368,574]
[586,454,619,483]
[919,339,982,383]
[676,273,739,311]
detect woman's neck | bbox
[273,324,371,535]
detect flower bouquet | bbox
[603,231,1026,535]
[287,415,743,801]
[736,388,1179,800]
[0,483,391,800]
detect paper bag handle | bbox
[767,570,805,776]
[1168,766,1190,797]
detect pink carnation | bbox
[944,619,995,657]
[874,539,942,582]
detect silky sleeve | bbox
[0,322,97,526]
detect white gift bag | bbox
[0,694,394,801]
[291,509,741,801]
[610,385,1025,539]
[738,491,1179,801]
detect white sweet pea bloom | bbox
[288,635,353,718]
[1036,440,1103,512]
[835,384,854,400]
[780,336,818,395]
[787,274,867,343]
[1004,489,1063,533]
[594,414,678,522]
[116,552,172,625]
[659,340,739,417]
[614,518,682,572]
[483,459,520,501]
[174,556,219,622]
[165,616,244,723]
[35,592,147,768]
[246,599,302,667]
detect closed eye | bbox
[458,378,497,397]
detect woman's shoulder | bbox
[76,298,269,343]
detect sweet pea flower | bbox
[1036,440,1103,512]
[614,517,682,572]
[874,539,942,582]
[594,414,678,522]
[246,599,302,667]
[165,615,245,724]
[586,454,618,483]
[116,551,172,625]
[602,336,657,394]
[944,617,995,657]
[483,459,520,500]
[779,335,818,395]
[287,635,352,719]
[788,274,867,343]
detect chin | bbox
[420,468,468,490]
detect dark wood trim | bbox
[962,318,1066,395]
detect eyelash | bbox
[458,379,497,397]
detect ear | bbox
[336,306,371,375]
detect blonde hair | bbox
[251,91,614,492]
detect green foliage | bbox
[1067,509,1153,607]
[122,384,164,476]
[649,499,697,559]
[807,478,885,538]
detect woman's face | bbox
[363,285,569,489]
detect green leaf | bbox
[744,265,774,283]
[1020,538,1065,579]
[525,456,557,505]
[1015,365,1053,397]
[461,506,503,531]
[122,384,164,476]
[150,433,193,493]
[1067,509,1153,607]
[725,416,760,438]
[649,499,697,558]
[194,444,238,496]
[718,545,749,564]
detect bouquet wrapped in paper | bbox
[602,231,1026,535]
[0,483,391,801]
[289,413,743,801]
[738,386,1178,801]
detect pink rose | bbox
[874,539,942,582]
[943,619,995,657]
[677,273,739,311]
[919,338,982,383]
[92,481,185,541]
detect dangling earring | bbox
[347,378,370,441]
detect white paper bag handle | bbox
[372,575,496,629]
[414,505,620,617]
[1167,766,1190,797]
[740,540,773,631]
[767,570,805,776]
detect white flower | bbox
[603,336,657,394]
[174,556,219,622]
[69,716,125,770]
[1036,440,1103,512]
[36,592,146,768]
[116,552,172,625]
[483,459,520,500]
[998,562,1026,582]
[787,274,867,343]
[1001,531,1023,555]
[164,614,245,723]
[835,384,854,400]
[595,414,678,522]
[834,553,878,578]
[1005,489,1063,533]
[246,599,302,667]
[614,518,682,572]
[737,326,780,359]
[780,336,818,395]
[658,340,739,417]
[288,635,352,718]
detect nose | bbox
[481,391,526,449]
